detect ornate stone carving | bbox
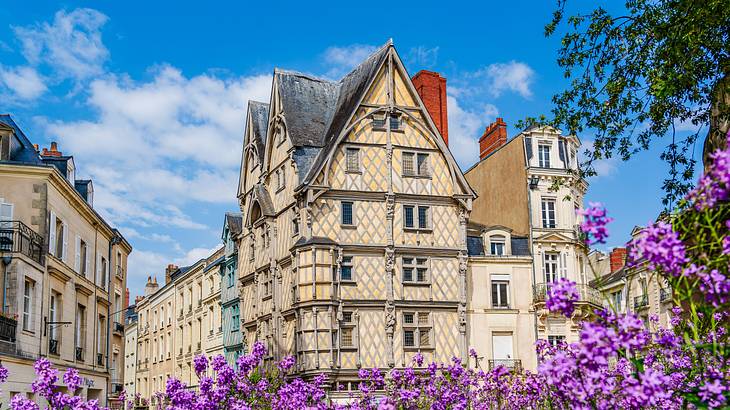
[458,303,467,331]
[385,248,395,274]
[384,301,396,335]
[385,194,395,219]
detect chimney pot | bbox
[33,144,39,151]
[50,141,57,151]
[411,70,449,146]
[479,118,508,159]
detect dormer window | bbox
[389,114,401,131]
[490,235,506,256]
[538,143,551,168]
[66,160,75,183]
[371,113,386,129]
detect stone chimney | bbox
[41,141,63,157]
[144,275,159,296]
[165,264,178,284]
[479,118,507,160]
[411,70,449,145]
[135,296,144,304]
[609,248,627,273]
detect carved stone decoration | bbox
[384,300,396,367]
[385,194,395,219]
[385,248,395,275]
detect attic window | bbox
[389,115,401,131]
[371,113,387,129]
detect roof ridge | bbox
[274,68,336,84]
[336,40,393,83]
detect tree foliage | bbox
[544,0,730,206]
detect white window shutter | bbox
[97,253,102,285]
[74,235,81,271]
[560,252,568,278]
[62,223,68,262]
[541,251,546,282]
[48,211,57,255]
[85,245,91,278]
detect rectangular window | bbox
[490,241,505,256]
[402,257,429,283]
[491,281,510,308]
[417,206,429,229]
[292,211,300,236]
[544,253,559,283]
[402,312,432,349]
[22,279,34,331]
[404,205,414,228]
[611,290,623,310]
[541,198,556,228]
[372,117,386,129]
[538,144,551,168]
[402,152,430,177]
[339,311,355,348]
[55,219,65,260]
[341,201,354,226]
[547,335,565,346]
[345,148,360,173]
[49,292,60,345]
[232,305,240,331]
[340,256,354,281]
[389,115,401,131]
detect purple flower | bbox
[193,354,209,376]
[412,352,424,366]
[0,364,8,383]
[545,278,579,317]
[628,221,688,276]
[9,394,39,410]
[723,220,730,255]
[699,379,727,408]
[277,355,296,372]
[578,202,613,245]
[63,368,82,392]
[687,131,730,210]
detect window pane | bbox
[418,207,428,229]
[342,202,353,225]
[404,206,414,228]
[402,267,413,282]
[499,283,508,307]
[416,268,427,282]
[346,148,359,172]
[419,330,430,346]
[404,330,414,347]
[418,312,429,325]
[403,313,414,324]
[341,266,352,281]
[389,116,400,130]
[341,329,353,347]
[403,153,414,175]
[417,153,429,176]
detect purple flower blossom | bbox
[628,221,688,276]
[193,354,208,376]
[62,368,82,392]
[545,278,579,317]
[578,202,613,245]
[277,355,296,372]
[687,131,730,210]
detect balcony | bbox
[0,316,17,343]
[97,353,104,366]
[660,288,671,302]
[111,382,124,394]
[75,347,84,361]
[0,221,45,265]
[113,322,124,334]
[488,359,522,372]
[634,294,649,309]
[49,339,59,355]
[533,283,603,306]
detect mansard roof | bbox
[225,212,243,235]
[0,114,42,164]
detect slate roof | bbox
[203,255,225,272]
[511,236,531,256]
[0,114,42,164]
[252,184,275,216]
[467,236,485,256]
[225,212,243,235]
[248,101,270,164]
[590,268,626,288]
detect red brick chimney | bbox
[609,247,627,273]
[125,287,130,308]
[41,141,63,157]
[479,118,507,159]
[411,70,448,145]
[165,264,178,284]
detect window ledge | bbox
[403,227,432,233]
[276,186,285,193]
[340,224,357,230]
[403,346,435,351]
[339,346,358,351]
[345,170,363,175]
[402,174,431,180]
[339,280,357,285]
[402,281,431,287]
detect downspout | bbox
[525,140,540,363]
[107,233,121,402]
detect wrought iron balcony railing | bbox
[97,353,104,366]
[75,347,84,361]
[0,316,17,343]
[634,294,649,309]
[488,359,522,372]
[113,322,124,334]
[533,283,603,306]
[49,339,59,355]
[0,221,45,265]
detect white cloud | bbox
[41,66,272,230]
[580,139,618,178]
[322,44,378,78]
[481,61,535,99]
[0,65,47,100]
[447,95,499,169]
[13,8,109,82]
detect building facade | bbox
[465,223,535,371]
[235,41,475,388]
[465,121,600,345]
[591,233,674,329]
[220,213,243,365]
[123,304,138,399]
[0,115,131,406]
[135,248,223,405]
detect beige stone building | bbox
[465,121,601,346]
[123,303,138,399]
[591,232,674,329]
[236,41,475,389]
[135,247,223,404]
[465,223,535,371]
[0,115,131,407]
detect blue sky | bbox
[0,1,702,297]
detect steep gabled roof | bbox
[274,70,339,148]
[225,212,243,236]
[249,101,270,164]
